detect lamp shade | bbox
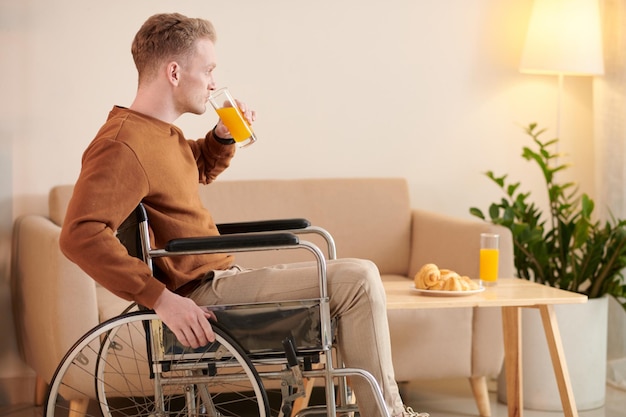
[520,0,604,75]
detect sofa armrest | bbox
[408,209,514,280]
[11,215,99,383]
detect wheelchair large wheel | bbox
[46,311,270,417]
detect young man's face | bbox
[175,38,217,115]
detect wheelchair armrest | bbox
[165,232,300,252]
[216,218,311,234]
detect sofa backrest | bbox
[49,178,412,275]
[49,185,74,227]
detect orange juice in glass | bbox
[479,233,499,286]
[209,88,257,148]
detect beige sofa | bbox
[12,177,513,416]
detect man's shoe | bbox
[403,405,430,417]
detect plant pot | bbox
[497,296,608,411]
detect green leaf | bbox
[581,194,594,218]
[506,182,520,197]
[469,207,485,219]
[488,203,501,221]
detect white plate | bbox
[410,284,485,297]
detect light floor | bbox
[399,378,626,417]
[1,378,625,416]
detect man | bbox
[59,13,427,417]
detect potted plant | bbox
[470,123,626,308]
[469,123,626,410]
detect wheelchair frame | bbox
[45,204,391,417]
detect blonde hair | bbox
[131,13,216,83]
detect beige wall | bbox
[0,0,599,402]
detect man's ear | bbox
[167,61,180,85]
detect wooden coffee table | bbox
[383,277,588,417]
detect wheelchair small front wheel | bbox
[45,311,270,416]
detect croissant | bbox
[440,270,459,280]
[443,275,463,291]
[459,275,480,290]
[415,263,479,291]
[429,279,446,290]
[414,263,441,289]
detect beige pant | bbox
[188,258,404,417]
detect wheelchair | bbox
[45,204,391,417]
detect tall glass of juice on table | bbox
[209,88,257,148]
[479,233,499,286]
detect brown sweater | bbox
[60,106,236,308]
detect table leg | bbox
[501,306,522,417]
[469,376,491,417]
[538,305,579,417]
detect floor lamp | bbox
[520,0,604,142]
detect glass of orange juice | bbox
[479,233,499,286]
[208,88,257,148]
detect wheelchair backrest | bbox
[116,204,151,266]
